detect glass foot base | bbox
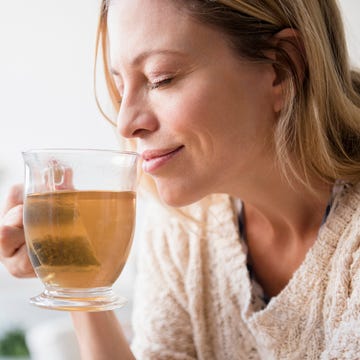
[29,287,127,312]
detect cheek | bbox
[173,85,240,160]
[161,81,225,144]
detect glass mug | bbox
[22,149,138,311]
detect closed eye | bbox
[149,77,173,90]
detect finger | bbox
[0,203,23,229]
[0,226,26,259]
[0,184,24,217]
[2,244,36,278]
[0,204,25,259]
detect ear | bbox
[270,28,306,113]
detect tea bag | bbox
[26,161,100,268]
[31,235,100,267]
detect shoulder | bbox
[325,181,360,238]
[327,182,360,289]
[333,181,360,218]
[321,182,360,358]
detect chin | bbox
[156,182,207,208]
[159,192,195,208]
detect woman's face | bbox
[108,0,279,206]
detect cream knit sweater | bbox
[131,182,360,360]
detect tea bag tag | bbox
[43,160,70,191]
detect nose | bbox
[116,91,159,139]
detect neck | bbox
[232,170,333,244]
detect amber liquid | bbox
[23,191,136,289]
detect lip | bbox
[141,145,184,173]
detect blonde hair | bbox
[95,0,360,198]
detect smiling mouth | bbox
[141,145,184,173]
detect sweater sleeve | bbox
[130,205,197,360]
[321,236,360,359]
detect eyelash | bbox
[115,76,174,100]
[149,77,173,90]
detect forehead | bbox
[106,0,201,63]
[107,0,188,41]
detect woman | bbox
[1,0,360,358]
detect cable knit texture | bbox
[131,183,360,359]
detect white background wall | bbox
[0,0,119,200]
[0,0,131,345]
[0,0,359,198]
[0,0,359,354]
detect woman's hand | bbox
[0,184,35,278]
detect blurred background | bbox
[0,0,359,359]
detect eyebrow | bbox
[110,49,187,76]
